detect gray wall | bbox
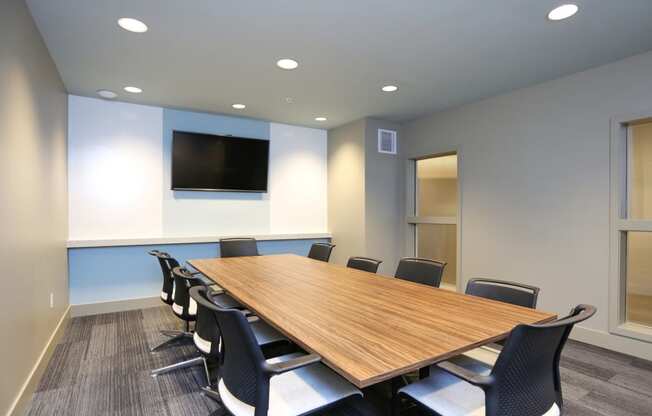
[364,119,404,275]
[328,120,367,266]
[0,1,68,413]
[328,118,404,274]
[403,51,652,358]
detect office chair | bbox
[396,305,596,416]
[210,296,362,416]
[452,278,541,367]
[220,237,260,257]
[346,256,383,273]
[394,257,446,287]
[148,250,192,351]
[184,286,289,400]
[307,242,335,262]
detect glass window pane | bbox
[416,155,457,217]
[626,231,652,327]
[628,121,652,219]
[417,224,456,289]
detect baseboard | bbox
[570,324,652,361]
[70,296,161,317]
[7,305,71,416]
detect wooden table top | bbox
[189,254,557,388]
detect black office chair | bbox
[220,237,259,257]
[449,278,541,367]
[211,297,362,416]
[394,257,446,287]
[396,304,596,416]
[148,250,192,351]
[188,286,289,401]
[346,256,383,273]
[307,242,335,262]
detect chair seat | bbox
[193,318,286,354]
[172,297,197,317]
[212,293,244,310]
[218,353,362,416]
[451,345,501,367]
[405,356,559,416]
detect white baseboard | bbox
[570,324,652,361]
[7,305,71,416]
[71,296,162,317]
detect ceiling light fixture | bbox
[547,4,579,21]
[276,58,299,70]
[117,18,148,33]
[232,104,246,110]
[97,89,117,99]
[382,85,399,92]
[124,86,142,93]
[315,117,327,122]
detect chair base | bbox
[150,330,193,352]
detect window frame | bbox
[609,113,652,342]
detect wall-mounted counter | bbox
[68,233,332,316]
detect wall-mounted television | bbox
[171,131,269,192]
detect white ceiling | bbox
[27,0,652,129]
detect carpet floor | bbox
[25,306,652,415]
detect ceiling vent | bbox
[378,129,397,154]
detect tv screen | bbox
[171,131,269,192]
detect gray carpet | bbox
[25,306,652,416]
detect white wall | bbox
[68,96,163,239]
[403,51,652,359]
[68,96,328,239]
[269,123,328,234]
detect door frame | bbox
[406,149,463,292]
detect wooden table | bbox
[189,254,556,388]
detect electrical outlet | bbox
[50,293,54,309]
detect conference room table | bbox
[189,254,556,389]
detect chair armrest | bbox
[263,354,322,375]
[436,361,493,387]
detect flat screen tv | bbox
[171,131,269,192]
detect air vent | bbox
[378,129,397,154]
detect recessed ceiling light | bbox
[547,4,579,21]
[232,104,246,110]
[124,86,142,94]
[315,117,327,122]
[117,18,148,33]
[97,89,117,99]
[276,58,299,70]
[382,85,399,92]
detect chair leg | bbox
[151,356,204,377]
[150,332,192,352]
[201,386,222,403]
[160,329,185,338]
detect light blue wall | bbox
[69,239,330,305]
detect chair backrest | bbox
[220,238,259,258]
[210,293,270,415]
[307,242,335,262]
[346,256,383,273]
[148,250,178,304]
[487,304,596,416]
[189,286,223,358]
[171,266,204,320]
[466,278,540,309]
[394,257,446,287]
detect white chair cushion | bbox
[218,353,362,416]
[193,331,212,354]
[188,297,197,316]
[403,356,560,416]
[172,302,183,316]
[251,320,287,346]
[455,345,501,367]
[160,291,169,301]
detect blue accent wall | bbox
[69,239,329,305]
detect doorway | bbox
[412,154,459,290]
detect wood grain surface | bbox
[190,254,556,388]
